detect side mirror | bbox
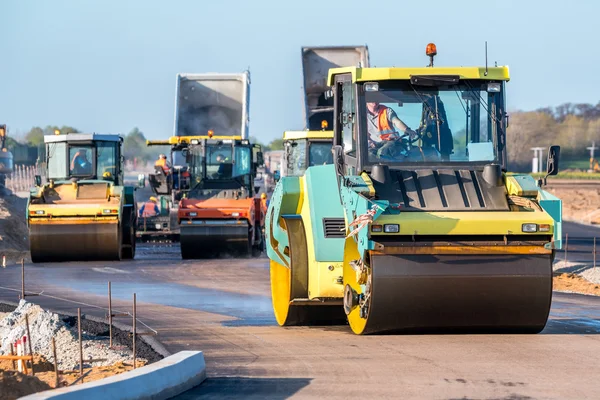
[182,148,190,161]
[256,151,264,167]
[546,145,560,176]
[332,145,345,176]
[34,175,42,187]
[137,174,146,188]
[273,170,280,182]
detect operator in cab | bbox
[366,102,418,159]
[155,154,171,174]
[70,149,93,175]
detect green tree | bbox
[250,136,271,151]
[268,138,284,151]
[24,127,44,146]
[123,127,148,161]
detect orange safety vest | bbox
[377,107,398,140]
[155,158,170,173]
[141,201,159,218]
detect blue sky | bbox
[1,0,598,143]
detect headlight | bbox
[364,82,379,92]
[35,210,45,215]
[539,224,550,232]
[487,82,501,93]
[371,225,382,233]
[232,212,240,217]
[522,223,537,233]
[155,223,161,230]
[384,224,399,233]
[188,212,197,217]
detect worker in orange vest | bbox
[366,102,417,159]
[139,196,160,218]
[260,193,269,210]
[155,154,171,174]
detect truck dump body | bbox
[175,73,250,139]
[301,46,369,130]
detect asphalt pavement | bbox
[0,221,599,399]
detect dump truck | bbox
[269,46,367,180]
[302,46,369,131]
[266,43,563,334]
[27,133,137,262]
[0,125,14,187]
[149,71,265,258]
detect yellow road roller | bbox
[266,43,563,334]
[27,133,136,262]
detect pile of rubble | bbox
[0,300,145,371]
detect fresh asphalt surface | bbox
[0,223,599,399]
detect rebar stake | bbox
[78,308,83,378]
[564,233,569,264]
[52,337,59,388]
[21,258,25,300]
[10,343,16,370]
[133,293,137,369]
[25,314,34,376]
[594,237,597,268]
[108,281,113,348]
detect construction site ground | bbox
[0,244,599,399]
[1,184,600,398]
[0,354,145,399]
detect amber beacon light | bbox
[426,43,437,67]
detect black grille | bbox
[323,218,346,238]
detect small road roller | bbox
[27,133,136,263]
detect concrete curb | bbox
[20,350,206,400]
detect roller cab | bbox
[174,135,265,258]
[27,133,136,263]
[267,44,563,335]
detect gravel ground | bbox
[0,301,160,370]
[553,260,600,285]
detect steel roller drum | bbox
[180,220,250,259]
[357,253,553,334]
[29,221,121,263]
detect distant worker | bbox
[260,192,269,209]
[366,102,417,158]
[155,154,171,174]
[70,149,93,175]
[139,196,160,218]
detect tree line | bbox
[14,100,600,171]
[507,102,600,171]
[12,126,161,164]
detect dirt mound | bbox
[553,273,600,296]
[0,188,29,263]
[0,369,52,400]
[545,187,600,224]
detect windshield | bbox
[361,81,502,164]
[285,139,307,177]
[97,142,117,180]
[190,143,252,181]
[309,141,333,166]
[69,146,94,177]
[47,143,68,179]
